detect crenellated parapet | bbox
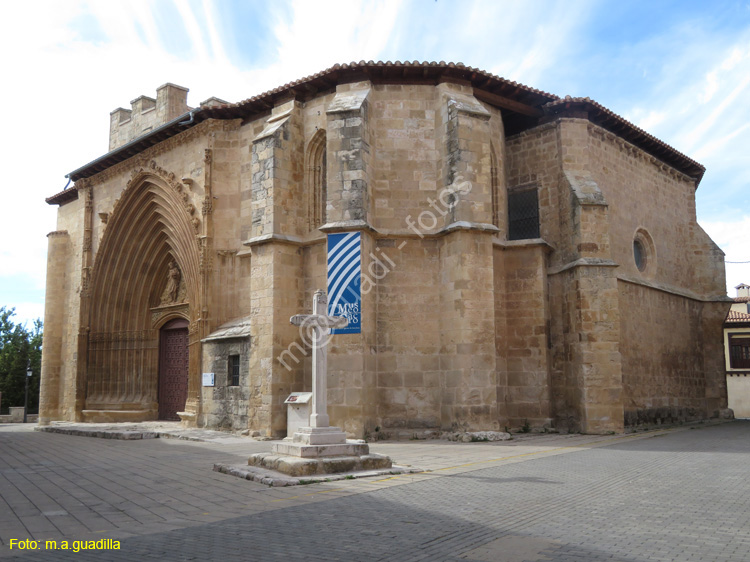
[109,83,191,151]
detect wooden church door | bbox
[158,319,189,420]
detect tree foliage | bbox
[0,307,42,412]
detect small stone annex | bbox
[40,61,732,437]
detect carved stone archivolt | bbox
[91,160,204,251]
[150,303,189,328]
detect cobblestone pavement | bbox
[1,421,749,561]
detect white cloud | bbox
[701,216,750,294]
[201,0,230,65]
[270,0,402,81]
[174,0,210,62]
[611,23,750,259]
[5,302,46,331]
[378,0,592,92]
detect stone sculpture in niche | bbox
[161,260,182,305]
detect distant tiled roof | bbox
[726,310,750,324]
[733,296,750,303]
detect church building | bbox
[40,61,731,437]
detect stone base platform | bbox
[260,426,393,476]
[215,461,420,487]
[246,451,394,478]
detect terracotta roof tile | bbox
[46,186,79,206]
[726,310,750,324]
[225,61,559,110]
[733,296,750,303]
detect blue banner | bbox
[327,232,361,334]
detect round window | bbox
[632,228,655,274]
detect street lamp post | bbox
[24,361,32,424]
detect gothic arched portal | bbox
[85,173,201,420]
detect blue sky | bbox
[2,0,749,327]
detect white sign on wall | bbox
[202,373,215,387]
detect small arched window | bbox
[307,130,327,230]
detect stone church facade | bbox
[41,62,730,437]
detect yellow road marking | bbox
[370,429,675,482]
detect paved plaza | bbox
[1,421,749,561]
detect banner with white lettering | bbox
[327,232,361,334]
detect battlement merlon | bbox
[108,83,190,151]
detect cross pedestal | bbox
[248,290,392,477]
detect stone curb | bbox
[35,426,160,440]
[33,425,247,442]
[213,462,423,487]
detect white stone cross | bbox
[290,290,348,428]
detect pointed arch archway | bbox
[85,170,202,420]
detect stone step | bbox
[248,452,392,477]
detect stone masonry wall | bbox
[244,100,306,437]
[619,282,719,425]
[371,84,439,232]
[507,118,624,433]
[109,84,190,151]
[373,237,441,436]
[495,243,552,430]
[201,339,251,430]
[38,231,71,424]
[585,121,729,425]
[585,122,725,296]
[49,198,84,421]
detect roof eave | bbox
[542,98,706,186]
[46,187,80,206]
